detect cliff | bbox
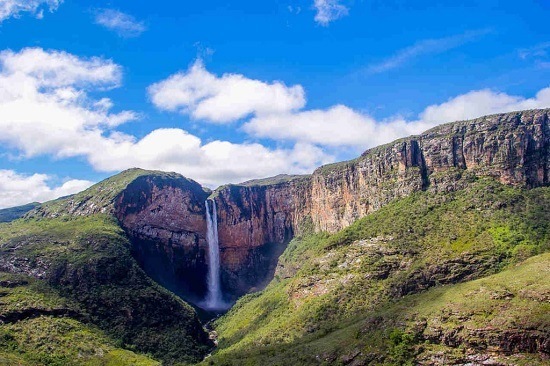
[23,109,550,308]
[308,108,548,232]
[206,108,549,301]
[4,108,548,364]
[213,176,311,299]
[113,174,211,304]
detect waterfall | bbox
[204,199,223,310]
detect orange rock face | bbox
[308,109,549,233]
[214,179,310,297]
[114,174,211,304]
[112,109,549,306]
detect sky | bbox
[0,0,549,208]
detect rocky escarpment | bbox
[203,109,549,301]
[213,176,310,300]
[111,173,311,304]
[113,173,211,304]
[23,109,550,310]
[308,108,549,232]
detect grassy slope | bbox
[205,179,549,365]
[33,168,163,217]
[0,272,159,366]
[0,215,211,364]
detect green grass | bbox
[31,168,209,219]
[203,254,549,365]
[0,272,159,366]
[238,174,310,187]
[203,179,550,365]
[0,215,212,365]
[31,168,152,217]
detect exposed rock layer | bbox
[308,109,549,232]
[34,109,550,306]
[113,174,211,303]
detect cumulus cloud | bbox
[0,48,331,188]
[0,48,134,158]
[243,105,431,148]
[94,8,146,38]
[245,87,550,149]
[313,0,348,26]
[150,61,550,151]
[148,60,306,123]
[87,129,332,186]
[418,88,550,124]
[0,170,93,209]
[0,0,61,22]
[0,48,122,88]
[4,48,549,193]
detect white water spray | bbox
[204,199,223,310]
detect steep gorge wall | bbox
[213,178,311,299]
[308,109,549,232]
[113,174,211,304]
[106,109,548,307]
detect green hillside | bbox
[1,172,548,365]
[205,179,550,365]
[0,272,159,366]
[0,214,212,365]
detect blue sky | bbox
[0,0,549,208]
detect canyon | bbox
[2,108,548,365]
[52,108,548,308]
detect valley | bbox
[0,109,548,365]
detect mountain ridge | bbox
[1,108,548,365]
[22,108,550,305]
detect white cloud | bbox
[94,8,146,38]
[85,128,333,187]
[3,48,549,194]
[418,88,550,124]
[0,170,93,209]
[0,48,331,188]
[313,0,348,26]
[148,61,550,152]
[518,41,550,60]
[367,29,492,74]
[148,60,306,123]
[0,0,61,22]
[244,87,550,149]
[0,48,122,88]
[244,105,429,148]
[0,48,134,158]
[288,5,301,14]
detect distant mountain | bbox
[0,202,40,223]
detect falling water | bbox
[204,199,223,310]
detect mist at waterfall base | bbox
[200,199,230,313]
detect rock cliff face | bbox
[113,174,211,304]
[59,109,549,308]
[213,177,311,299]
[307,109,549,232]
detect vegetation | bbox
[1,169,548,365]
[0,214,212,365]
[238,174,310,187]
[32,168,152,217]
[32,168,208,219]
[0,272,159,365]
[204,179,550,365]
